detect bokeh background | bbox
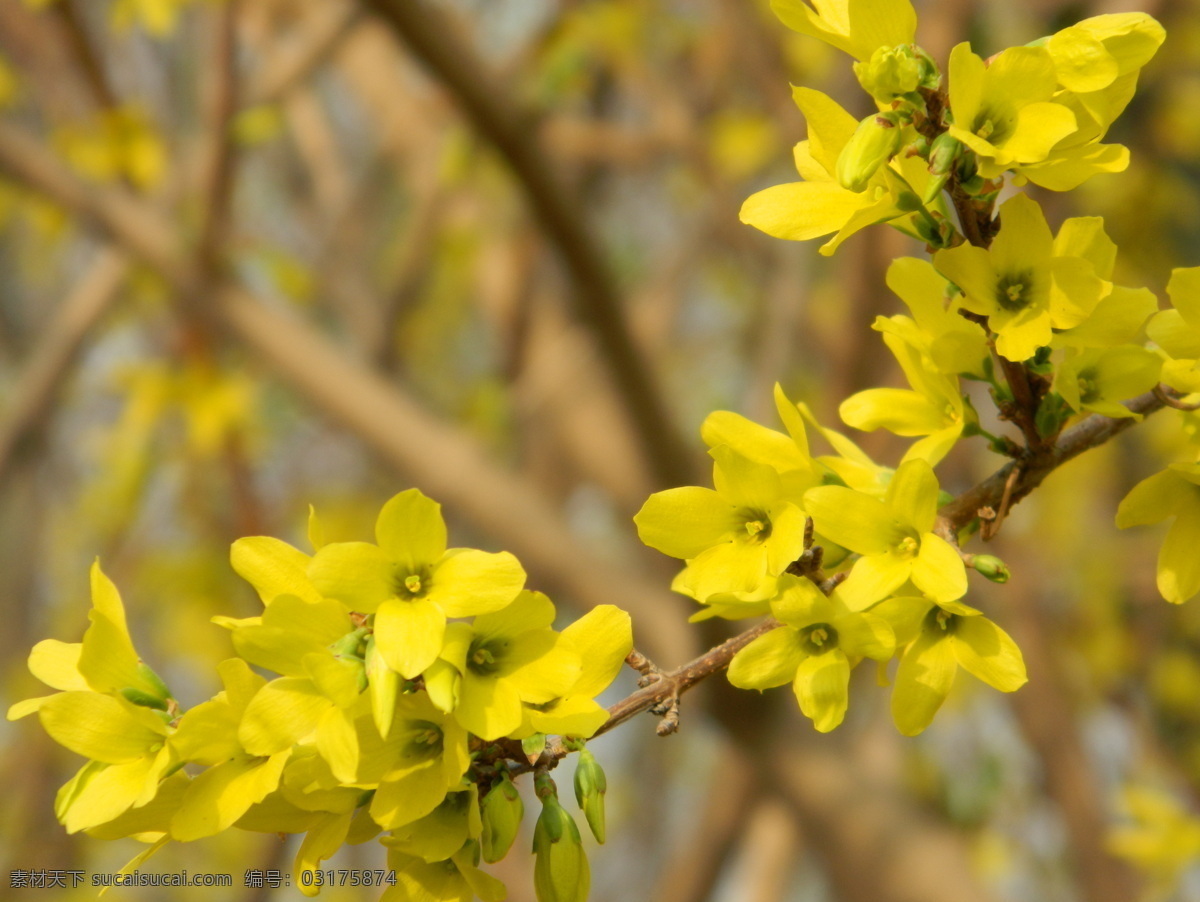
[2,0,1200,900]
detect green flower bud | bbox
[928,132,962,176]
[364,636,399,738]
[853,44,922,103]
[922,133,962,203]
[481,773,524,863]
[119,686,169,710]
[522,732,547,764]
[972,555,1011,584]
[573,748,607,844]
[135,662,173,701]
[836,111,904,193]
[533,791,590,902]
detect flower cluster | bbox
[742,4,1164,255]
[636,386,1026,735]
[9,490,631,902]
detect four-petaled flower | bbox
[308,489,526,679]
[805,458,968,609]
[933,194,1107,361]
[728,577,894,731]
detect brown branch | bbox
[993,351,1045,449]
[940,388,1168,533]
[195,0,240,279]
[534,618,782,764]
[0,250,129,485]
[245,4,361,107]
[357,0,697,489]
[50,0,118,112]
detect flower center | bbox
[924,607,959,634]
[401,720,444,761]
[467,638,509,676]
[800,623,838,655]
[1076,371,1099,403]
[995,270,1035,312]
[392,567,430,599]
[738,510,772,544]
[895,535,919,558]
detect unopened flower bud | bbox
[853,44,922,103]
[923,132,962,203]
[481,773,524,863]
[533,789,590,902]
[572,747,607,844]
[972,554,1010,583]
[928,132,962,176]
[836,112,904,193]
[522,732,547,764]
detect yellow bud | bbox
[853,44,923,102]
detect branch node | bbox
[654,696,681,736]
[626,648,666,688]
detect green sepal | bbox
[135,662,173,701]
[1035,392,1071,439]
[119,687,169,711]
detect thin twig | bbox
[533,617,783,765]
[1153,383,1200,411]
[939,388,1167,534]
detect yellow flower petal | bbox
[231,536,322,605]
[952,616,1028,691]
[374,596,446,679]
[793,650,851,732]
[28,640,88,691]
[39,691,167,763]
[172,752,290,841]
[892,630,957,735]
[375,488,448,569]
